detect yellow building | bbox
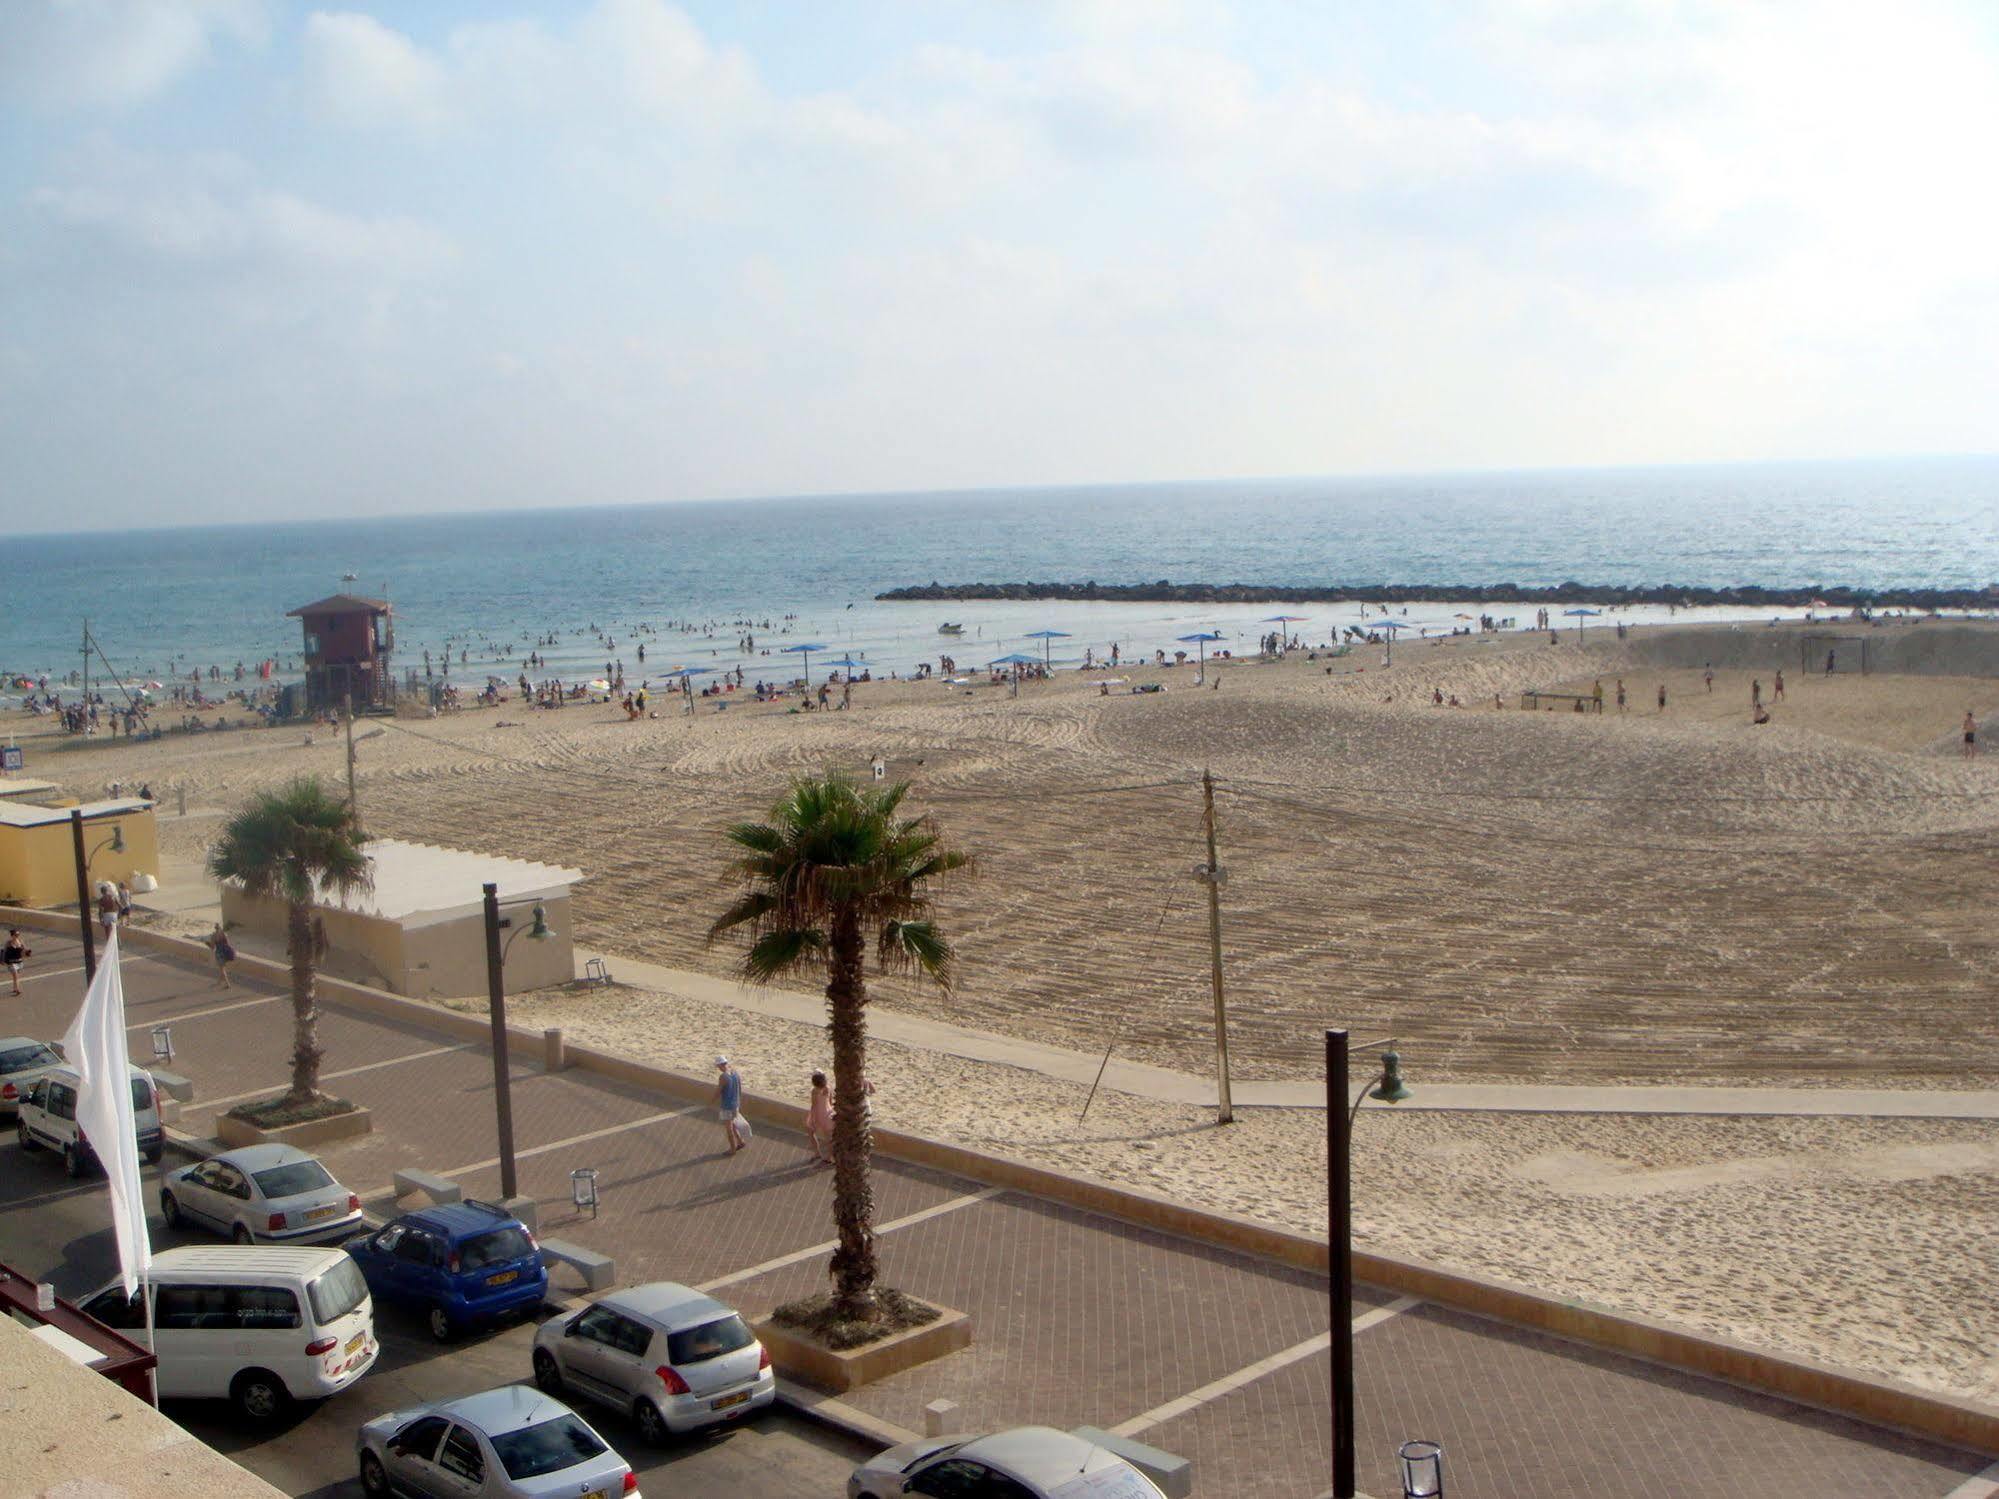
[0,797,159,908]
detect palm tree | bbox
[208,777,371,1108]
[711,776,969,1321]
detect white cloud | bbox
[301,11,450,129]
[0,0,265,109]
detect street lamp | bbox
[482,884,551,1201]
[68,813,125,982]
[1327,1029,1413,1499]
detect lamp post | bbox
[482,884,551,1201]
[1327,1029,1412,1499]
[68,812,126,983]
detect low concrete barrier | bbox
[10,904,1996,1458]
[393,1168,463,1206]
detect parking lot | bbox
[5,924,1996,1499]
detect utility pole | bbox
[1328,1028,1355,1498]
[70,807,98,983]
[80,619,89,715]
[343,690,358,822]
[1201,769,1234,1123]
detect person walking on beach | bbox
[716,1056,747,1152]
[1751,679,1762,711]
[1774,670,1785,701]
[116,882,133,925]
[96,883,119,940]
[1616,679,1627,713]
[1591,679,1603,713]
[1657,683,1668,712]
[3,929,29,995]
[805,1071,834,1164]
[1704,664,1714,694]
[204,922,237,989]
[1966,710,1979,759]
[1826,649,1837,675]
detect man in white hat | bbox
[715,1056,746,1153]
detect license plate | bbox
[306,1205,338,1223]
[486,1269,519,1286]
[345,1333,365,1355]
[712,1391,749,1411]
[583,1490,607,1499]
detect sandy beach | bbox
[11,615,1999,1401]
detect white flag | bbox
[62,930,153,1299]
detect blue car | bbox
[345,1200,548,1343]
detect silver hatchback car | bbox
[358,1385,638,1499]
[531,1282,775,1442]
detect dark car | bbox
[344,1200,548,1343]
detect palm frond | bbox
[743,928,826,982]
[878,919,954,988]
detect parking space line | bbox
[197,1043,478,1112]
[698,1186,1008,1294]
[355,1104,710,1203]
[19,951,161,986]
[124,993,280,1030]
[1109,1295,1421,1438]
[1946,1460,1999,1498]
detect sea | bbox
[5,456,1997,694]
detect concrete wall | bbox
[0,1313,286,1498]
[219,887,573,999]
[0,804,158,908]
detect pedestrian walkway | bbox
[577,951,1999,1119]
[9,923,1992,1499]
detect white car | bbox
[849,1427,1169,1499]
[0,1037,62,1117]
[160,1144,363,1244]
[15,1063,163,1172]
[531,1282,775,1442]
[358,1385,639,1499]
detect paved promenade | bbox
[580,951,1999,1119]
[8,928,1996,1498]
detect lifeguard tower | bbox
[288,593,394,712]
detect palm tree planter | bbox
[712,776,972,1374]
[209,777,374,1146]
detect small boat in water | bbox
[938,622,965,635]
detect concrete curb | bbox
[11,905,1997,1459]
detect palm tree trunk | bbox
[284,900,323,1106]
[825,907,879,1321]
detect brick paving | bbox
[7,925,1995,1498]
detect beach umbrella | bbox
[987,653,1041,667]
[1562,607,1602,642]
[1022,629,1071,669]
[1176,630,1225,681]
[781,642,827,686]
[822,656,867,679]
[1370,618,1410,664]
[1260,615,1308,652]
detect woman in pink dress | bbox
[805,1072,834,1164]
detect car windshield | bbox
[0,1043,58,1073]
[458,1226,533,1272]
[307,1256,369,1324]
[667,1314,755,1365]
[129,1077,153,1112]
[253,1160,334,1198]
[490,1414,608,1480]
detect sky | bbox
[3,0,1998,531]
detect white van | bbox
[15,1063,163,1172]
[80,1245,378,1421]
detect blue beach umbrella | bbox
[822,656,867,676]
[1369,618,1410,664]
[1562,607,1602,642]
[1022,628,1072,669]
[988,652,1041,667]
[781,642,828,685]
[1176,630,1224,678]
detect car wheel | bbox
[16,1119,37,1152]
[533,1349,564,1394]
[161,1192,181,1229]
[358,1451,390,1498]
[635,1397,670,1445]
[427,1304,454,1343]
[232,1222,254,1245]
[144,1147,162,1166]
[231,1369,288,1424]
[63,1141,85,1179]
